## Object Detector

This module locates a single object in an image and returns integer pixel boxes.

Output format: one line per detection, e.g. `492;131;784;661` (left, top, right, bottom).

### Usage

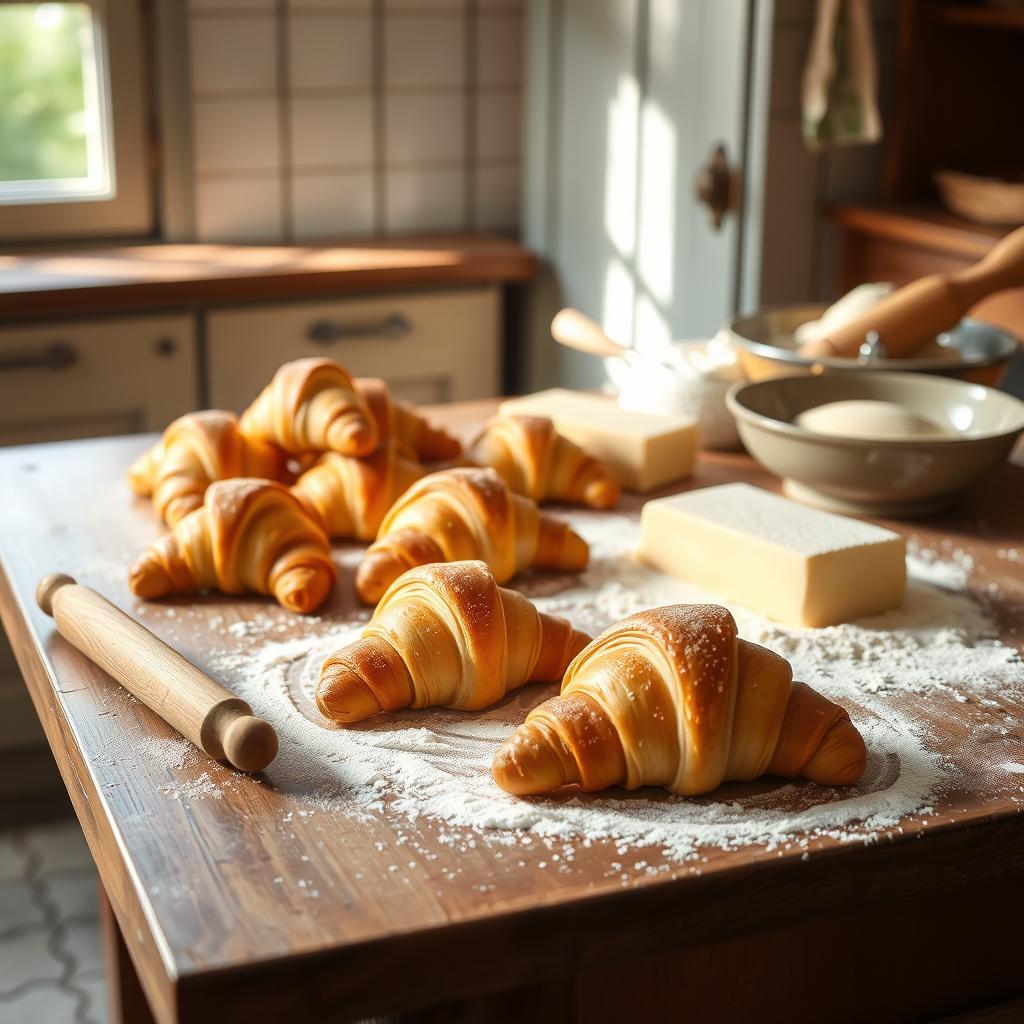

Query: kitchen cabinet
0;314;198;447
207;286;502;411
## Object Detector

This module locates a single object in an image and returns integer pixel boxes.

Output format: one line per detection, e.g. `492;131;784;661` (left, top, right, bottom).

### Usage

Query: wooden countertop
0;235;537;320
2;403;1024;1022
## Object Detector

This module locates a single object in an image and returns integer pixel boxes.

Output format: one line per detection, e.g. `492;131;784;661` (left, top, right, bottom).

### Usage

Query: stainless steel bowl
727;305;1020;387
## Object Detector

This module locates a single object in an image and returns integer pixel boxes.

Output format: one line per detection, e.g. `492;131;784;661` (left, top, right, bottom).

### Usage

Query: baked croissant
355;377;462;461
469;415;620;509
239;357;377;457
129;479;335;613
291;446;423;541
354;467;589;605
493;604;867;796
318;559;591;722
128;411;290;526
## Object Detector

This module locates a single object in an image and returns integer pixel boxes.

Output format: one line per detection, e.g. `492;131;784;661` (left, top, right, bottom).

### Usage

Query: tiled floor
0;820;106;1024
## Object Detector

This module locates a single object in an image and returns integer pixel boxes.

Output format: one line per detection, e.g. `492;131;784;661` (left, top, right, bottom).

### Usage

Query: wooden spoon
550;308;629;359
799;224;1024;360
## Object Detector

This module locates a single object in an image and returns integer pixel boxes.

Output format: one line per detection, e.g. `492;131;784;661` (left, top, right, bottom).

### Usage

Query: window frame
0;0;153;242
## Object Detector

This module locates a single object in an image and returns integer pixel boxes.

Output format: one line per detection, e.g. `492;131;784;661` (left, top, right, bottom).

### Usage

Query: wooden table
2;401;1023;1024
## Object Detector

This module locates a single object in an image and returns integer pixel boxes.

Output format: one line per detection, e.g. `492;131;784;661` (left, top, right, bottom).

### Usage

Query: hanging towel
802;0;882;150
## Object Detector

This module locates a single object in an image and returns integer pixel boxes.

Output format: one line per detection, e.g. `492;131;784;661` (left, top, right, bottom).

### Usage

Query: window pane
0;3;112;202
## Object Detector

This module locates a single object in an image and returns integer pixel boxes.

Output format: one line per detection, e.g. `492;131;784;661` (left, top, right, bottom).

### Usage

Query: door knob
694;143;736;231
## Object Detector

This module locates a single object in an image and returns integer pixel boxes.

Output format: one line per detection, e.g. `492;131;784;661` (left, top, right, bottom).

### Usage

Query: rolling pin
37;574;278;772
551;307;627;358
799;223;1024;360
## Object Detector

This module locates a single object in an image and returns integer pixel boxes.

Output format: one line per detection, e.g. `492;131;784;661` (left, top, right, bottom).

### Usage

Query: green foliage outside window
0;4;92;182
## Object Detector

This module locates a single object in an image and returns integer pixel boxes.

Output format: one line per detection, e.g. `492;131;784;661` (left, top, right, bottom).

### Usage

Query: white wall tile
385;167;466;233
290;0;371;10
386;94;464;164
195;177;284;241
385;14;465;89
193;97;281;172
476;92;520;161
288;14;373;90
292;171;376;237
189;15;278;93
190;0;274;9
477;13;522;87
290;95;374;169
475;163;520;231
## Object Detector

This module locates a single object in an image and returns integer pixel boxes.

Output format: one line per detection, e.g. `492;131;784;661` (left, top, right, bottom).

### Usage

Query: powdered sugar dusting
145;507;1024;864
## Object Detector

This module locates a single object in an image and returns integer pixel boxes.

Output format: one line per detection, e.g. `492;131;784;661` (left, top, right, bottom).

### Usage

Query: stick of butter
499;389;698;492
639;483;906;627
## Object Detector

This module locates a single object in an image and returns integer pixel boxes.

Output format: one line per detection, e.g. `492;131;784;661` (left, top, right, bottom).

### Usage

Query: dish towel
802;0;882;150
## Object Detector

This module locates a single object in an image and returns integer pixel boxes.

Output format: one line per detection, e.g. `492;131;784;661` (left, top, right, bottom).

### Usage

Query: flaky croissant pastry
493;604;866;796
239;357;377;457
291;446;422;541
355;377;462;462
129;479;335;613
469;415;620;509
128;411;290;526
317;560;590;723
354;467;589;605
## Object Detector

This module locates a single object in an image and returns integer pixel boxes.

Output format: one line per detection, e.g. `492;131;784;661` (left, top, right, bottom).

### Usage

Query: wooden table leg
98;883;157;1024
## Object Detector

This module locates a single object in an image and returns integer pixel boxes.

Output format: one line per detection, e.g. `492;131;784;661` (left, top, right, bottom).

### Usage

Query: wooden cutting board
0;400;1022;1024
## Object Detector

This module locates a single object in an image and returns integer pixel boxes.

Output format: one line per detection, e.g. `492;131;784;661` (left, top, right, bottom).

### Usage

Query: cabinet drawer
0;314;198;446
207;287;501;412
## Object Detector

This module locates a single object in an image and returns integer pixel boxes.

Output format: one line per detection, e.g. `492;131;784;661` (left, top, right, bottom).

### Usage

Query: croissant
354;467;589;605
469;415;620;509
128;411;290;526
129;479;336;613
291;445;423;541
355;377;462;461
318;560;591;722
493;604;867;796
239;357;377;457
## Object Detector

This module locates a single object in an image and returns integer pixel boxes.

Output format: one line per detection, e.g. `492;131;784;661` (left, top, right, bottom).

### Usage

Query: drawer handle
306;314;411;345
0;342;78;373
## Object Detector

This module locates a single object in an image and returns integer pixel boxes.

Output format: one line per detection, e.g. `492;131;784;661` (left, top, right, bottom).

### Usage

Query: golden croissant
354;467;589;605
239;357;377;457
355;377;462;462
318;560;591;723
291;445;422;541
493;604;867;796
129;479;336;614
128;410;290;526
469;415;620;509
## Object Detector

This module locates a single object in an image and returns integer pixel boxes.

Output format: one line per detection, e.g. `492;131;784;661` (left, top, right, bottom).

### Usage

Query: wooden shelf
938;4;1024;30
826;202;1009;259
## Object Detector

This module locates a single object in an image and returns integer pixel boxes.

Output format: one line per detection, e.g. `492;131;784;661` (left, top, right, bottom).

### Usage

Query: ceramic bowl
726;372;1024;517
727;305;1020;387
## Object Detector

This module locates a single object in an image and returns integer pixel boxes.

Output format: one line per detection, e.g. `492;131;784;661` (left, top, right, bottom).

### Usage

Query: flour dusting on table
152;510;1023;863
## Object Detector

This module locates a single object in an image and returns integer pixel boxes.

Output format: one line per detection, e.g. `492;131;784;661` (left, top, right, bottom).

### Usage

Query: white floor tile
0;881;45;935
0;929;63;995
24;822;92;875
43;874;98;924
0;835;25;882
61;920;104;977
0;984;82;1024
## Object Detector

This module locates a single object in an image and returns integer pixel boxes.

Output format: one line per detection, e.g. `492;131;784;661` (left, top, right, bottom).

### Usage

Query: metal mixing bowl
727;305;1020;387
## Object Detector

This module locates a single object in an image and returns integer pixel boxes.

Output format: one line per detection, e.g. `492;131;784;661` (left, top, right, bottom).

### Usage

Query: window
0;0;152;240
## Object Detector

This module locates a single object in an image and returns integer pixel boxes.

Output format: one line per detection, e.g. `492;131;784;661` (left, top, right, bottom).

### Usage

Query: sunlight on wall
636;99;677;314
601;255;635;345
633;291;673;355
603;73;639;262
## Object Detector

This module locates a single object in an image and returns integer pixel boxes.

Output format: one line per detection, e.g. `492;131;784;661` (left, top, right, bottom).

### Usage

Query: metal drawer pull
306;314;411;344
0;341;78;373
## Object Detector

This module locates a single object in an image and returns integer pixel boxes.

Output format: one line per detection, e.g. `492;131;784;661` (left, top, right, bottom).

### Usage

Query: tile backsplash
188;0;523;242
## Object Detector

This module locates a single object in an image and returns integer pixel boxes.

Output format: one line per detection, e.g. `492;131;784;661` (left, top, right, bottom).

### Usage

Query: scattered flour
157;508;1024;863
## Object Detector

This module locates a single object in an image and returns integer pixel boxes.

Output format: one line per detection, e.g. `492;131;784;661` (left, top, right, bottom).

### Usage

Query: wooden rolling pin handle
36;574;278;773
551;308;628;359
800;223;1024;360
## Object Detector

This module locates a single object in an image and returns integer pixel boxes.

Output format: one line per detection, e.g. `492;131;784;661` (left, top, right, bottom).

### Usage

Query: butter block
638;483;906;627
499;389;698;492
